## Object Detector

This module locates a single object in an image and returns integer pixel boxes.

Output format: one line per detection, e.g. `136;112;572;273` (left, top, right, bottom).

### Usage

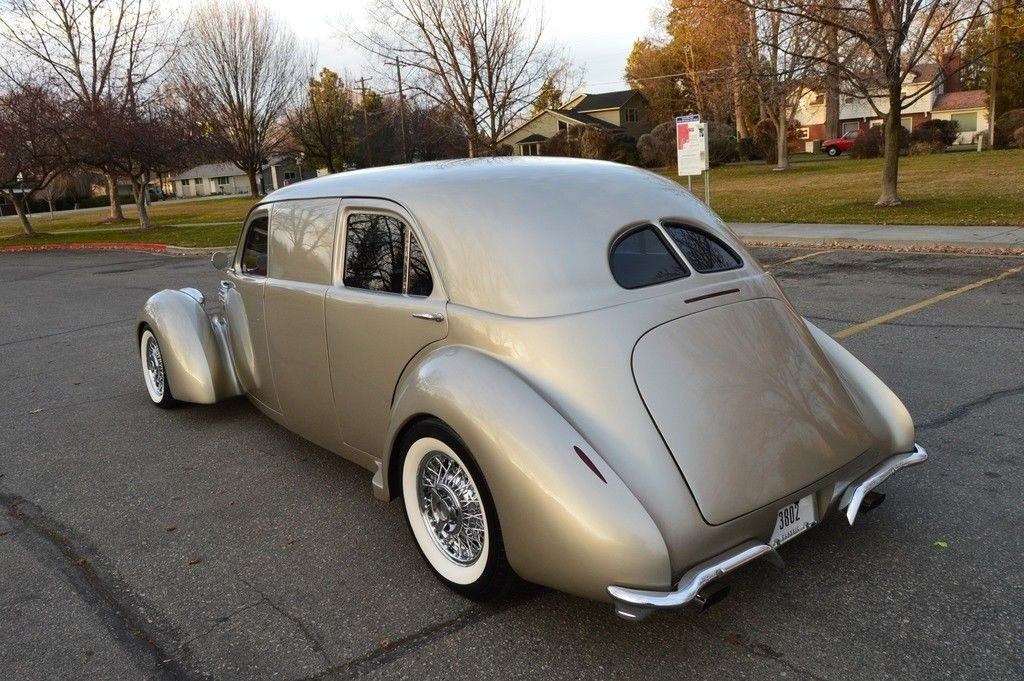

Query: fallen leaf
166;526;177;533
286;538;296;545
932;540;949;549
725;632;743;646
380;638;390;650
188;556;202;566
0;530;9;538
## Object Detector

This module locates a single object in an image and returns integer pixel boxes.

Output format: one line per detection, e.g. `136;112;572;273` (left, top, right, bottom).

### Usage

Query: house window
558;120;568;132
520;142;541;156
214;176;230;185
901;116;913;132
950;112;977;132
813;94;825;105
844;95;854;104
870;119;883;128
796;127;810;139
624;108;640;123
284;171;297;181
841;121;860;135
180;179;190;187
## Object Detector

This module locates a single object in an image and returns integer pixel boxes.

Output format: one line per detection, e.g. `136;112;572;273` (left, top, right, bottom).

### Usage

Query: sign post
676;114;710;206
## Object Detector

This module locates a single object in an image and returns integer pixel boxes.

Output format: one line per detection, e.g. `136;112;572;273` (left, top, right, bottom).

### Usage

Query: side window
240;215;269;276
662;223;743;273
610;226;688;289
343;213;433;296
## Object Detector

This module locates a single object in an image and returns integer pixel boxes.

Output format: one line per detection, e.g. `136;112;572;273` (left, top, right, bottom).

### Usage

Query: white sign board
676;115;709;177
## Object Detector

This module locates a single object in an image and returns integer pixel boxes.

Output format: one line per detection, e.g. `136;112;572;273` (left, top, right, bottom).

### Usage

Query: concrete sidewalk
730;222;1024;250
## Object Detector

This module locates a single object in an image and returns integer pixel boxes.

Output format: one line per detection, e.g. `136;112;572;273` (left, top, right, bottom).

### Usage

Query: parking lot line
766;249;832;269
834;265;1023;339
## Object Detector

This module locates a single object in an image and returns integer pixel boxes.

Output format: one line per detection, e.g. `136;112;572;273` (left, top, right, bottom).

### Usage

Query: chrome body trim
607;540;782;620
839;444;927;525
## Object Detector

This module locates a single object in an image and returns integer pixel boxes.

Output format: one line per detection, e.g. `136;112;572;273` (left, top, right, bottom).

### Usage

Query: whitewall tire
399;420;514;599
140;326;176;408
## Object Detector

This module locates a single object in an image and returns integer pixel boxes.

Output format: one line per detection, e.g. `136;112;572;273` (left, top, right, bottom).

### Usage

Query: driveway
0;248;1021;679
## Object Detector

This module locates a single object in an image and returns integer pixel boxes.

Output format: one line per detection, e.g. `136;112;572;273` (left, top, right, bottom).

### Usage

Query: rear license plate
770;495;816;547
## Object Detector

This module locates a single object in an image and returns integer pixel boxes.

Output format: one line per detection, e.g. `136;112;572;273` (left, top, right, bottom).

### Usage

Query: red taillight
574;446;607;484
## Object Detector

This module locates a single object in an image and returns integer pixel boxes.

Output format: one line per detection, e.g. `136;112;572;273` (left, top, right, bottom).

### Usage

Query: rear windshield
609;226;689;289
662;223;742;273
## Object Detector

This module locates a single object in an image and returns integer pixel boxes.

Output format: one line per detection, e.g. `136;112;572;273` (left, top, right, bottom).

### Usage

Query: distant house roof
173;162;244;182
910;63;942;83
553;109;621;129
570;89;640;111
518;133;547;144
933;89;987;111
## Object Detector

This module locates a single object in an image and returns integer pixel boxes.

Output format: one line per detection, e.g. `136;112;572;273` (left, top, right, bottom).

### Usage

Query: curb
0;242;230;257
740;237;1024;256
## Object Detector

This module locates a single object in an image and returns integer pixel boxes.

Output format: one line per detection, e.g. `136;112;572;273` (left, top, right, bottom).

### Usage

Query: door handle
412;312;444;322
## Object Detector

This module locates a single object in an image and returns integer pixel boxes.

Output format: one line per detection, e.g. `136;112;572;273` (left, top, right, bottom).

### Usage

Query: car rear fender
137;289;242;404
383;346;671;601
804;319;915;454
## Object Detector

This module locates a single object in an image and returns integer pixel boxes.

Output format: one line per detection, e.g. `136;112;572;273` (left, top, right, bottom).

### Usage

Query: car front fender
805;319;916;454
137;289;241;404
383;346;671;601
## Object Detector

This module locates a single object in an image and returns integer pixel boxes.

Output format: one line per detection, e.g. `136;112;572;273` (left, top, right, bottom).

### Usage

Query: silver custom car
137;157;926;619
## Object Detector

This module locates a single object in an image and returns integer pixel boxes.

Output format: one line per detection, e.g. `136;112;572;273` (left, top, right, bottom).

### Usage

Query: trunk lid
632;298;872;525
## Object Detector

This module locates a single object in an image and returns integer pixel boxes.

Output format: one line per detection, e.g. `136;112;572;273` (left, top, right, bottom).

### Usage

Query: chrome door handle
412;312;444;322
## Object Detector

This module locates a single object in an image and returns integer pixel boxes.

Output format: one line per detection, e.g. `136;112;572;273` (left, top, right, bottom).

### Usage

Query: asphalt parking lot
1;247;1021;680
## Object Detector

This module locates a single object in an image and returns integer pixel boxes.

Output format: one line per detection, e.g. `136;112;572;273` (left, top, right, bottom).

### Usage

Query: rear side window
663;223;742;273
240;216;268;276
610;226;689;289
343;213;433;296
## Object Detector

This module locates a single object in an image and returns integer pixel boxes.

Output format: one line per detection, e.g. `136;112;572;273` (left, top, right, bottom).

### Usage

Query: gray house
171;156;320;198
498;89;652;155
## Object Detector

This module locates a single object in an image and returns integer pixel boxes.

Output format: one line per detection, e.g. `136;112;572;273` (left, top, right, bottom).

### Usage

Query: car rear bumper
606;444;928;620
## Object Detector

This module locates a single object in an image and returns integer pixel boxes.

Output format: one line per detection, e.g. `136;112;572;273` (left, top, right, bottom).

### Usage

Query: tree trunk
824;15;840;138
876;94;903;207
105;172;125;221
989;0;1002;147
247;169;260;197
9;192;36;236
132;180;152;229
774;102;790;171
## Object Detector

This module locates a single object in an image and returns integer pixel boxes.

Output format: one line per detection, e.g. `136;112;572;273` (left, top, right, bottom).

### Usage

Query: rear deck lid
632;298;872;525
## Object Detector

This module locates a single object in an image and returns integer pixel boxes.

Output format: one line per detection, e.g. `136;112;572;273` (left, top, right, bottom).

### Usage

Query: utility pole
396;56;409;163
989;0;1003;148
357;76;373;166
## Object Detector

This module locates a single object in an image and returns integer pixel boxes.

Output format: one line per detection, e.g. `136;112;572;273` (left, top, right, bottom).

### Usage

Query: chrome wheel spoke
416;450;485;565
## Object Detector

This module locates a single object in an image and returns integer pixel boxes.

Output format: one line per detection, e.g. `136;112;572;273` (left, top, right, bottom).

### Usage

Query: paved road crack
1;491;191;680
241;578;333;668
917;383;1024;432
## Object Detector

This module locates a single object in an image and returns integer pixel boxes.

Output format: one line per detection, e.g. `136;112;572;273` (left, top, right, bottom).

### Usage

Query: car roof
259;157;745;317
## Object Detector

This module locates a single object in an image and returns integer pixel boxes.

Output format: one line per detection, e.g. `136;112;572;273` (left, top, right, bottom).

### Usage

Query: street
0;247;1021;680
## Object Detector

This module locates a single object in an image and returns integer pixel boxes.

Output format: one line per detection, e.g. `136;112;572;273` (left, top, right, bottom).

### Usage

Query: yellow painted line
834;265;1023;339
767;250;832;269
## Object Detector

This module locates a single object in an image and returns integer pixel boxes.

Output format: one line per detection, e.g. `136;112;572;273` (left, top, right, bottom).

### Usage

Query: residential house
170;156;320;198
793;58;989;147
498;89;653;155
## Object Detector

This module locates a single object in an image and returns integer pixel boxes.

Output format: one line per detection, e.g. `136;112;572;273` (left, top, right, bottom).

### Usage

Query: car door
262;198;344;453
223;208;280;412
325;199;448;462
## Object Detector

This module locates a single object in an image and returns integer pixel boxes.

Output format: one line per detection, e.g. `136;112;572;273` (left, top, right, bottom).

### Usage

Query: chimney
941;53;962;93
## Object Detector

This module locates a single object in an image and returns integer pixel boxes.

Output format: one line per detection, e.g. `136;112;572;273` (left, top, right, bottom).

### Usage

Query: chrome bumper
838;443;927;525
608;444;927;620
608;541;784;620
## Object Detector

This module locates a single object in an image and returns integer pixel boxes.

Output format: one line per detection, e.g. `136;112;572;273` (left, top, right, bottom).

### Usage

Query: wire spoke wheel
416;451;486;566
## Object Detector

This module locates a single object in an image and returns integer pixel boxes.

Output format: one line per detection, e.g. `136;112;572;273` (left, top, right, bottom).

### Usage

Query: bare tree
0;0;177;220
745;0;817;170
356;0;575;157
177;1;309;196
0;83;73;236
754;0;997;206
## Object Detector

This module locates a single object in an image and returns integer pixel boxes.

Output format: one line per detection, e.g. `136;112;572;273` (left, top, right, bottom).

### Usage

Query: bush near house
637;121;676;167
994;109;1024;148
541;126;639;165
851;124;910;159
910;119;960;147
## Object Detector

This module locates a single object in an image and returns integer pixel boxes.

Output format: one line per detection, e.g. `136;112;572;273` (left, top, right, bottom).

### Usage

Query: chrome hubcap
416;452;485;565
145;336;164;399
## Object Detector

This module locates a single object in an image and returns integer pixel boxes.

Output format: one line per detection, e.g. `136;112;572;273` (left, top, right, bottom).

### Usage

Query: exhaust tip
695;583;731;612
860;491;886;514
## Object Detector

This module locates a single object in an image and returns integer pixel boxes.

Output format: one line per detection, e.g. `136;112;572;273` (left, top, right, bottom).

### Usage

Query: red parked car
822;129;862;156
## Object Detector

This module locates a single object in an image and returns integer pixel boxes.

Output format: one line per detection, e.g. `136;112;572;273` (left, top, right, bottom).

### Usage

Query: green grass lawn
2;150;1021;248
1;195;256;246
665;148;1024;226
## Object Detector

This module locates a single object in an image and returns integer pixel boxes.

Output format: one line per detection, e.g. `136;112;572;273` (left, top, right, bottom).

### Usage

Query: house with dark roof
498;89;652;155
793;56;989;146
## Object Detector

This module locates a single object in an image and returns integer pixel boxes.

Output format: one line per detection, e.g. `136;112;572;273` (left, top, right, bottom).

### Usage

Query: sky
254;0;664;94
